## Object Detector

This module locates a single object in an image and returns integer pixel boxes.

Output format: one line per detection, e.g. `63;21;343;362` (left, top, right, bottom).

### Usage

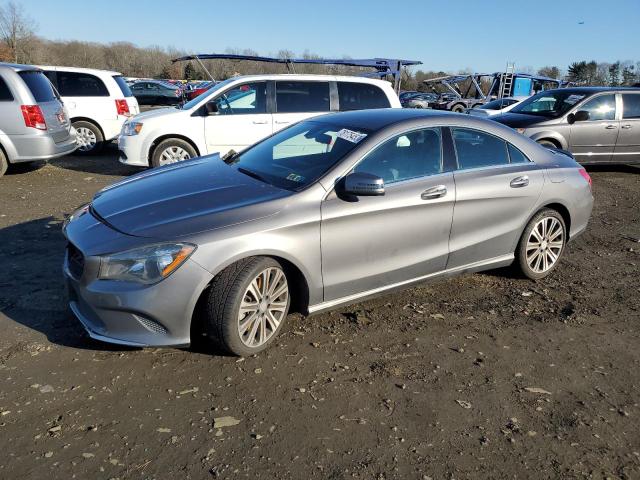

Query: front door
321;127;455;301
204;81;272;156
570;93;618;163
614;93;640;163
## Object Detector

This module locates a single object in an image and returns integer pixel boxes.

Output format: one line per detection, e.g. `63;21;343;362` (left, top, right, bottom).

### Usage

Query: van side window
57;72;109;97
579;94;616;121
452;128;510;169
338;82;390;111
622;94;640;119
214;82;267;115
275;81;330;113
0;75;13;101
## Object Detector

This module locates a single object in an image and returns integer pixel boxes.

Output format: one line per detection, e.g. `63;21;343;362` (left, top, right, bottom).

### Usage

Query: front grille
67;243;85;280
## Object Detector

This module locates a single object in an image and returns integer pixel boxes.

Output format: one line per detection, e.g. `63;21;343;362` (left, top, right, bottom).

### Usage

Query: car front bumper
118;133;150;167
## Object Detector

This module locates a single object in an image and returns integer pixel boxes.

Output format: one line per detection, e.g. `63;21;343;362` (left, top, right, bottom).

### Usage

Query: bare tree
0;1;35;63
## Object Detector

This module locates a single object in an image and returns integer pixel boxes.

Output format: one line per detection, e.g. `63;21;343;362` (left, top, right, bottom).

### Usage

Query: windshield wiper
237;167;268;183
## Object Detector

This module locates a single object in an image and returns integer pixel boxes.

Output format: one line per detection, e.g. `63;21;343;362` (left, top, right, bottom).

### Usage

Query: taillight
115;99;130;116
21;105;47;130
578;168;592;188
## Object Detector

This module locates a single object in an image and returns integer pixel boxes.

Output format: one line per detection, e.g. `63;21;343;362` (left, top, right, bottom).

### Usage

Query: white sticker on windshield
565;94;586;105
336;128;367;143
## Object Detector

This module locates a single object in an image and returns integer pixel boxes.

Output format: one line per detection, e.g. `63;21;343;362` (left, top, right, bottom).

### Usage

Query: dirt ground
0;146;639;480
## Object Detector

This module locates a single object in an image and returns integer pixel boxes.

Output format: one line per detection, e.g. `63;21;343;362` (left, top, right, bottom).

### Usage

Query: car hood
91;156;291;239
129;106;185;122
492;112;555;128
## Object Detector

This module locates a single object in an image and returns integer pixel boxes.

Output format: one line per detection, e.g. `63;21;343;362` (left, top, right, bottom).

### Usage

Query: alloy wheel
525;216;564;273
237;267;289;348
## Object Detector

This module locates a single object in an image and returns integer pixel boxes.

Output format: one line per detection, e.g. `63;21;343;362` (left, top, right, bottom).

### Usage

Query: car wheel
536;139;558;149
73;120;104;155
0;148;8;177
516;208;566;280
151;138;197;167
451;104;466;113
205;257;290;356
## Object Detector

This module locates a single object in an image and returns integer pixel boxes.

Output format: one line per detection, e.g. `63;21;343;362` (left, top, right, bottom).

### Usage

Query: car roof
36;65;122;76
546;86;640;94
224;73;391;87
0;62;41;72
310;108;463;130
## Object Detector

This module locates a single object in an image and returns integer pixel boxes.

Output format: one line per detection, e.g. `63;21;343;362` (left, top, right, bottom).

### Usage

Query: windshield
228;120;370;191
480;98;518;110
19;71;58;102
182;78;235;110
511;90;587;118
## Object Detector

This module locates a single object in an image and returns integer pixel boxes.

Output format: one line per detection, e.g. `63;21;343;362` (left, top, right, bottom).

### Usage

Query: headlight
98;243;196;284
122;121;143;136
516;128;526;134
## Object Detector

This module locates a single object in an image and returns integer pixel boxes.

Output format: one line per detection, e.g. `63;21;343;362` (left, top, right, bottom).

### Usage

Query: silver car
0;63;77;176
63;109;593;356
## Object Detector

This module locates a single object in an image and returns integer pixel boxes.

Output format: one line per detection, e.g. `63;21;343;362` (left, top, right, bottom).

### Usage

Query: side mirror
205;102;218;115
573;110;590;123
341;172;385;196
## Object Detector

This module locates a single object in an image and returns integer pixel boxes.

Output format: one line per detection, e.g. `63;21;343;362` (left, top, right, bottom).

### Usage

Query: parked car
39;66;140;154
118;74;400;168
130;80;184;106
0;63;76;177
64;109;593;355
402;92;439;108
185;81;215;101
399;90;419;101
494;87;640;164
466;97;526;117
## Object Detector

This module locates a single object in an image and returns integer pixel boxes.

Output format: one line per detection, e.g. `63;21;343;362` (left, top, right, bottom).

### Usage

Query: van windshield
510;91;587;118
182;78;234;110
19;71;58;102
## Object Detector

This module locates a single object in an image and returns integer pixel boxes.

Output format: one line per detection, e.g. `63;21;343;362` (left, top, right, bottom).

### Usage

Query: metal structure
171;54;422;93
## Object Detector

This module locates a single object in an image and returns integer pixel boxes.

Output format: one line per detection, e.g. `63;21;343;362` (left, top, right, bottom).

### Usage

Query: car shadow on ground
584;164;640;174
49;143;143;177
0;216;234;357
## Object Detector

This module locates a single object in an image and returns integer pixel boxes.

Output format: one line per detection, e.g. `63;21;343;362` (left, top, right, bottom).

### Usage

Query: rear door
569;93;618;162
203;81;272;156
614;92;640;163
448;127;544;269
18;70;70;142
336;81;391;111
273;80;331;131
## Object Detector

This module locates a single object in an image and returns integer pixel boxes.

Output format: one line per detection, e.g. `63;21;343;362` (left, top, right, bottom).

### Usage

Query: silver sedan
63;109;594;356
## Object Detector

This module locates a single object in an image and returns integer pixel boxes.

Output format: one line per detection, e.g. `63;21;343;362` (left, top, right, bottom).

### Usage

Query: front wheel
204;257;290;356
516;208;566;280
451;104;466;113
151;138;197;167
0;148;8;177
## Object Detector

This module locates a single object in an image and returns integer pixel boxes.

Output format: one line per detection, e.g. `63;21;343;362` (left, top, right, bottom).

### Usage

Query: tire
451;104;466;113
151;138;197;168
72;120;104;155
204;257;291;356
515;208;567;280
0;148;7;177
536;139;558;149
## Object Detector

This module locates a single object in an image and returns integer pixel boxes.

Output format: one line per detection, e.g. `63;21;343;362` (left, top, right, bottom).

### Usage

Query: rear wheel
0;148;7;177
151;138;197;167
451;104;466;113
204;257;290;356
516;208;566;280
73;120;104;155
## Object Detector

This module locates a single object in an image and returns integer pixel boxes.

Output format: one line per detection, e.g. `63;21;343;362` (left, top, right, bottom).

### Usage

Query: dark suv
493;87;640;165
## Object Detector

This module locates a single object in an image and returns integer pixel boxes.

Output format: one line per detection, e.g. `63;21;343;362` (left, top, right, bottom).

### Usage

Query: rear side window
57;71;109;97
507;143;530;163
113;75;133;97
0;75;13;101
18;71;58;102
452;128;509;169
276;81;330;113
338;82;390;111
622;94;640;119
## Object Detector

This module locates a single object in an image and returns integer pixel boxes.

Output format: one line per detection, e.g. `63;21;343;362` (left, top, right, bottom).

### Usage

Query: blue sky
19;0;640;73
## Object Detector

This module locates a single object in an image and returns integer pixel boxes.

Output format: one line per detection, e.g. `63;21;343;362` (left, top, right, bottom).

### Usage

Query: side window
452;128;509;169
622;94;640;119
578;94;615;121
214;82;267;115
275;81;329;113
354;128;442;184
338;82;390;111
56;72;109;97
0;75;13;101
507;143;530;164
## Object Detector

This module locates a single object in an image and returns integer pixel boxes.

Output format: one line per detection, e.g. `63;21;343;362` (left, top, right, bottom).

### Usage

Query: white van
40;66;140;154
118;74;400;167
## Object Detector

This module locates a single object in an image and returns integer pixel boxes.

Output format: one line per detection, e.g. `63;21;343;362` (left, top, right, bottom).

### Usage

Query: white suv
118;74;400;167
40;66;140;154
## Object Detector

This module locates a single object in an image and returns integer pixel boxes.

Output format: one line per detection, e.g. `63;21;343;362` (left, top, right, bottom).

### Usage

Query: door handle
275;120;290;125
621;124;632;129
421;185;447;200
252;120;268;124
510;175;529;188
605;124;617;129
